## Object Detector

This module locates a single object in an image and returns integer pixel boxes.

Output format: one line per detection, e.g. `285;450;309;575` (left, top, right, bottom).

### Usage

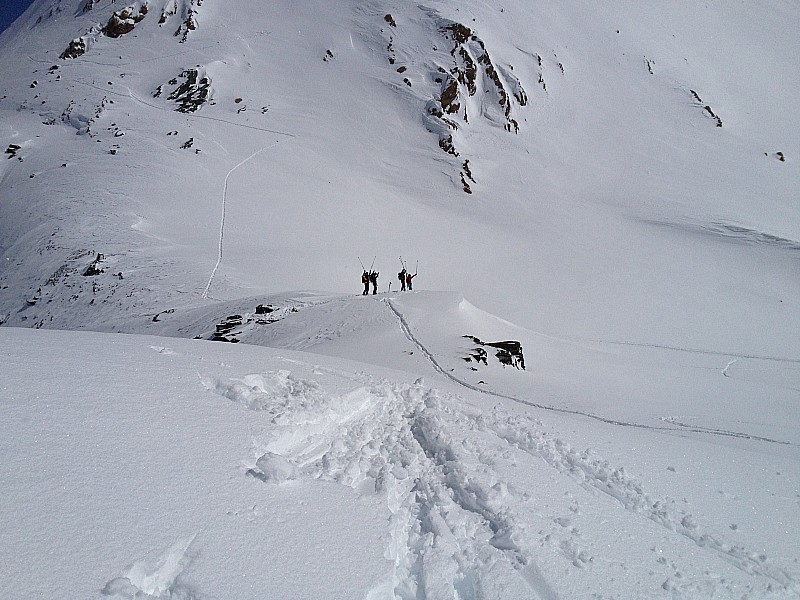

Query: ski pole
358;257;365;270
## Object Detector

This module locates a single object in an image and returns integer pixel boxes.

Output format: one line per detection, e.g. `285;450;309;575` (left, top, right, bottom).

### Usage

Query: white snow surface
0;0;798;598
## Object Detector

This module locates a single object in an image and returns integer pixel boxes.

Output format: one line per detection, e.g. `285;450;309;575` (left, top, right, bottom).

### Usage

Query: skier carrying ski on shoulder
370;270;379;295
361;270;370;295
398;267;407;291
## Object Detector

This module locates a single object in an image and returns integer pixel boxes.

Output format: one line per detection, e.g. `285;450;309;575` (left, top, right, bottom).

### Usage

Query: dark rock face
463;335;526;370
212;315;243;342
60;37;87;60
82;253;105;277
5;144;22;159
392;12;529;194
102;5;149;39
166;69;211;113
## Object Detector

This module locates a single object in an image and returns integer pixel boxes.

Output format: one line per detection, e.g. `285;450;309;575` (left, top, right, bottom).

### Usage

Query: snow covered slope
0;0;797;355
2;325;798;599
0;1;798;598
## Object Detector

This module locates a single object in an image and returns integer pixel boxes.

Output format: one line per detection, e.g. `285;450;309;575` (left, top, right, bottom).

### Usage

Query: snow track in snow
212;366;798;599
385;299;796;447
71;77;298;137
201;140;289;299
216;372;561;598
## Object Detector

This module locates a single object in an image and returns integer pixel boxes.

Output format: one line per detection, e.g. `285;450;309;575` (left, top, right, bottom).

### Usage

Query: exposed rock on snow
463;335;526;370
397;12;530;192
212;314;243;342
101;4;149;39
159;0;203;42
4;144;21;159
60;36;87;59
690;89;723;127
207;304;294;343
434;19;527;135
165;68;211;112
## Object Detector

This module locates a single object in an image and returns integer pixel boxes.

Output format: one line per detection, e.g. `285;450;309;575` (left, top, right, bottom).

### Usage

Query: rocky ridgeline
60;0;204;60
381;11;528;194
159;0;204;42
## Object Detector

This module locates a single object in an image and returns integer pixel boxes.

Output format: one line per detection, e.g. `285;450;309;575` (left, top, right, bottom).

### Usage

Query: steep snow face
0;0;798;354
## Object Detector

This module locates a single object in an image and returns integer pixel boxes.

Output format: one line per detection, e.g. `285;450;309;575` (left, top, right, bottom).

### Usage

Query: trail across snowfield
194;291;797;447
384;297;796;446
202;139;294;299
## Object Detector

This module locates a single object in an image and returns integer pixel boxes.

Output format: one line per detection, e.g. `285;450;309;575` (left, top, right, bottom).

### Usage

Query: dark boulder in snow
463;335;525;370
60;37;87;60
166;68;211;113
102;5;149;39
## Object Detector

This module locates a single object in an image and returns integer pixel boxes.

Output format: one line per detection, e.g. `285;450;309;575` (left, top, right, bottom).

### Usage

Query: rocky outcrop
384;10;529;194
435;21;527;135
463;335;526;370
160;0;203;42
690;90;723;128
163;68;212;112
5;144;22;160
102;4;149;38
60;37;87;60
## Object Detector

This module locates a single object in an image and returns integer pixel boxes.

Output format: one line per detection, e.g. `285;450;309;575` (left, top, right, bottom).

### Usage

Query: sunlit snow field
0;0;798;598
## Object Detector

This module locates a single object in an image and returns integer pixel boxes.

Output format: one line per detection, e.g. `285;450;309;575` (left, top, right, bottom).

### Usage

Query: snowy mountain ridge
1;0;797;351
0;1;798;598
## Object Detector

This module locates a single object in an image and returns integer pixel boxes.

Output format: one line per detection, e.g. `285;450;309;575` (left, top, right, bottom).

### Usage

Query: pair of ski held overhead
359;257;417;295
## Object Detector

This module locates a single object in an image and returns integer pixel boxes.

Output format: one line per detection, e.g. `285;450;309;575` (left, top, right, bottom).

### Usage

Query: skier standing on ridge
361;270;370;295
398;267;407;291
370;270;379;295
406;271;416;291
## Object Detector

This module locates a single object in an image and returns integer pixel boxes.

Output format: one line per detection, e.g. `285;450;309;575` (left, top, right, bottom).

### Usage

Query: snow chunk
253;452;299;483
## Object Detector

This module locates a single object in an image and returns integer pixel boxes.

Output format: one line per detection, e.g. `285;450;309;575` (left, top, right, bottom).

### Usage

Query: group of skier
360;258;417;295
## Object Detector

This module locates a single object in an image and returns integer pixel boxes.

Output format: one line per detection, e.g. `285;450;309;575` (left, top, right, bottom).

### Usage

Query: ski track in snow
214;370;564;598
211;366;797;598
591;338;800;365
71;77;298;137
384;299;796;447
201;140;290;299
68;76;297;300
